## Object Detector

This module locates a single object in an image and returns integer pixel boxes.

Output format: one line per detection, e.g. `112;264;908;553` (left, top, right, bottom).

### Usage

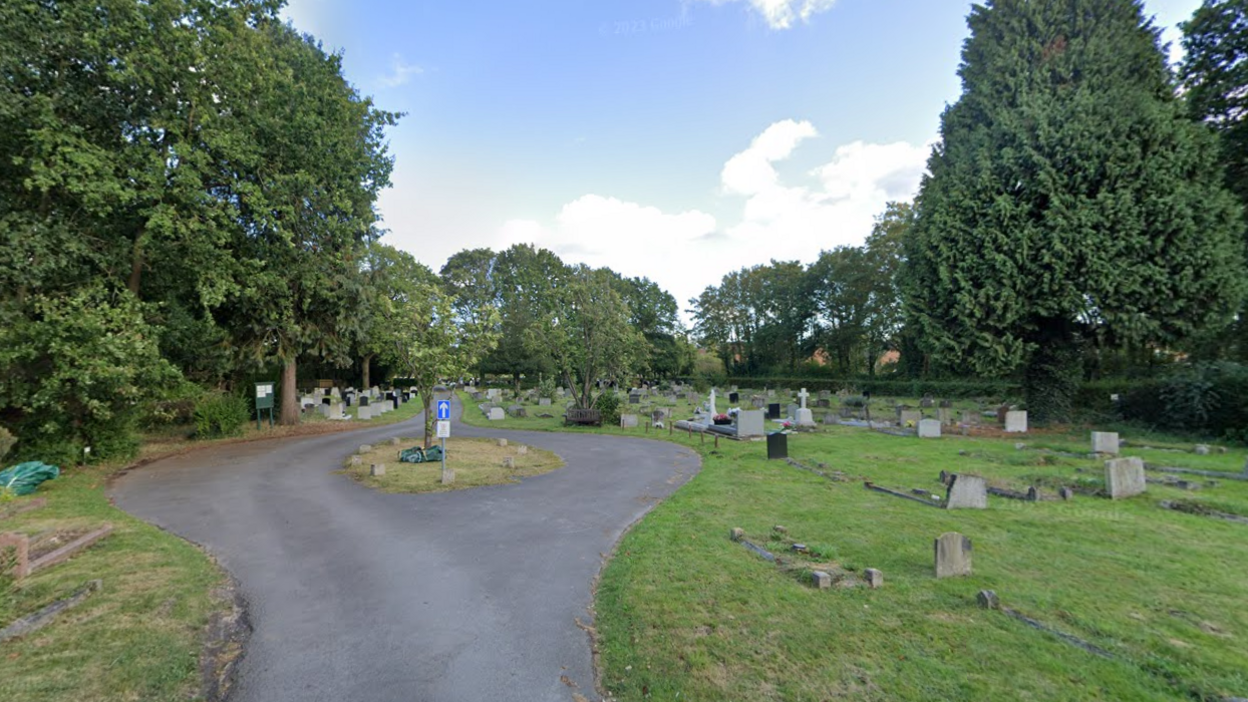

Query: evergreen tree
903;0;1245;423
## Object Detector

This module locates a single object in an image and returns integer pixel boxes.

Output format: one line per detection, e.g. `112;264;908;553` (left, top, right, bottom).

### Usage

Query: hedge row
674;376;1022;399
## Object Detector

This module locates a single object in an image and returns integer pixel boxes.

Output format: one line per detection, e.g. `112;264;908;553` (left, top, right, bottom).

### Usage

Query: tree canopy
902;0;1245;422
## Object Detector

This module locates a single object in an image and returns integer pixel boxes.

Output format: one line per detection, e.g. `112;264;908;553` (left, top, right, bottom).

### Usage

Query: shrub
595;390;621;427
193;392;250;439
1116;363;1248;442
0;426;13;461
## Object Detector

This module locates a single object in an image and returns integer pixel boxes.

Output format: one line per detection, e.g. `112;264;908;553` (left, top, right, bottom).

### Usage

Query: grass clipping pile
343;438;563;493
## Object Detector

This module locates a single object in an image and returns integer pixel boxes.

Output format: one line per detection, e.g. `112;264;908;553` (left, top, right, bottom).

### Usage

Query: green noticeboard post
255;382;276;430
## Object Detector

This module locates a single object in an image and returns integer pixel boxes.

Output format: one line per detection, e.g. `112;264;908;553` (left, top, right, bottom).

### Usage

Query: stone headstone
864;568;883;589
767;403;781;420
735;410;766;438
507;405;527;418
795;408;816;427
920;397;934;408
620;414;639;428
945;474;988;509
628;394;640;405
728;392;740;404
918;419;942;439
752;396;767;409
786;403;799;420
357;405;373;420
937;407;953;426
1104;457;1146;499
497;438;508;447
1091;431;1120;455
1194;444;1211;456
488;407;505;421
1004;411;1028;433
960;410;980;426
539;398;552;406
899;410;922;427
812;571;832;590
934;532;973;578
370;463;386;477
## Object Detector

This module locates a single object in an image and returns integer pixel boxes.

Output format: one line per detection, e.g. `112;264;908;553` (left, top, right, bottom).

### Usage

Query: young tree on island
375;249;499;447
902;0;1245;423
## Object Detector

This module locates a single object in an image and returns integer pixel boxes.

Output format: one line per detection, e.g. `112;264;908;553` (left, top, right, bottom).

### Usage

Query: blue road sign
437;400;451;421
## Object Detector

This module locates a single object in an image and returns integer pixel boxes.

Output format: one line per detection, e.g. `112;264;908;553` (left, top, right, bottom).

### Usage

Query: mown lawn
459;390;1248;701
0;391;424;702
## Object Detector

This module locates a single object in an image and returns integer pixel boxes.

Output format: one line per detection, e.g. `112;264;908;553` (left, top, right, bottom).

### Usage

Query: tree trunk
422;388;434;448
280;359;299;426
362;353;373;389
1023;318;1083;426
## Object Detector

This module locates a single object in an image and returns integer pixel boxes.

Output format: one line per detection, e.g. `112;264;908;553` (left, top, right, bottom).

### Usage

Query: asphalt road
111;395;700;702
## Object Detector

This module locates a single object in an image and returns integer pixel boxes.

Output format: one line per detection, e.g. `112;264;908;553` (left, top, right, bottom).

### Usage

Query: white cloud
692;0;839;29
722;130;930;263
378;54;424;89
391;121;929;322
721;119;818;195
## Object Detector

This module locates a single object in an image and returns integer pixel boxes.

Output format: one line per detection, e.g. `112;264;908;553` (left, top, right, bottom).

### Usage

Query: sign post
436;399;452;480
254;382;276;430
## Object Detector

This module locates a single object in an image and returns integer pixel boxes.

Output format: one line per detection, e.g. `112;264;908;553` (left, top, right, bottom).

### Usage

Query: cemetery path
111;394;701;702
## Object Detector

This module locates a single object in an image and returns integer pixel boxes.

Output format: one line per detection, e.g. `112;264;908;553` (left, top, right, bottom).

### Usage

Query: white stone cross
798;388;810;410
707;388;717;415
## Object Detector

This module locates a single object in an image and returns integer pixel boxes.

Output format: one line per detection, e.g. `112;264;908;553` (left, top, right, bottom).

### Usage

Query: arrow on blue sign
437;400;451;421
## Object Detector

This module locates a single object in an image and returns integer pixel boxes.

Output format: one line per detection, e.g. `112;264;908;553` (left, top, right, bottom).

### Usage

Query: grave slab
934;532;973;578
945;474;988;509
1092;431;1120;455
918;419;942;439
1105;456;1146;499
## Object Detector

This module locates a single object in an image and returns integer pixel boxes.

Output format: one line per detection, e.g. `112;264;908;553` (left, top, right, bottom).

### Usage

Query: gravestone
918;419;942;439
357;405;373;420
934;532;973;578
945;474;987;509
766;432;788;460
817;398;831;408
795;388;816;427
996;404;1011;424
629;393;640;405
767;403;781;420
811;571;832;590
1105;457;1146;499
488;407;505;421
937;407;953;426
864;568;883;589
899;410;922;427
507;405;527;418
539;398;551;406
728;392;740;404
619;414;639;428
370;463;386;477
960;410;979;426
786;403;799;421
752;396;767;409
1004;411;1028;433
735;410;765;438
1092;431;1120;455
920;397;934;408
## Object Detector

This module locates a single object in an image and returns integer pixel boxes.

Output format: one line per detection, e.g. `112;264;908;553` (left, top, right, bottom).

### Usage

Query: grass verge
341;436;563;493
460;389;1248;701
0;392;425;702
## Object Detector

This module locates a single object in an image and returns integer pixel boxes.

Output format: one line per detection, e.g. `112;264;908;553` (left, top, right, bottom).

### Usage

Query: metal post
441;437;446;478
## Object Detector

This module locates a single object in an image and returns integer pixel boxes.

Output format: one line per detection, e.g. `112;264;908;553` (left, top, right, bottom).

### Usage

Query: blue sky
282;0;1202;314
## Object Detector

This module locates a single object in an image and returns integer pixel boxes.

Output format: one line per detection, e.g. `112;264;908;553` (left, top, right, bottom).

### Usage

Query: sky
281;0;1203;318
